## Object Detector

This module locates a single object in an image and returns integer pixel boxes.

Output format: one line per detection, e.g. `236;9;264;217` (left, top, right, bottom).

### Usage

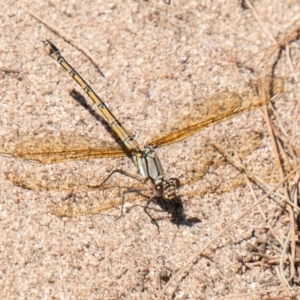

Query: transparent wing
0;133;129;164
147;77;284;148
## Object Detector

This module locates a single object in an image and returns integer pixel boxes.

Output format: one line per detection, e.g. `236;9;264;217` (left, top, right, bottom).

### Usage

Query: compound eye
153;183;164;197
169;177;180;188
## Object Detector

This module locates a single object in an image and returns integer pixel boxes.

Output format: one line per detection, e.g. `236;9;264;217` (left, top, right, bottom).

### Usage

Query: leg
87;169;144;189
89;169;153;223
144;197;160;232
116;187;149;221
116;187;160;232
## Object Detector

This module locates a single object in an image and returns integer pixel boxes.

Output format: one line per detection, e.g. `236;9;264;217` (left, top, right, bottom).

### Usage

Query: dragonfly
0;40;284;227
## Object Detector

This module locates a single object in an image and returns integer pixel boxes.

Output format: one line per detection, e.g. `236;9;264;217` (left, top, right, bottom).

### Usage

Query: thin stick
244;0;276;44
211;143;300;213
157;168;298;300
275;266;292;298
26;9;105;77
220;287;300;299
246;1;300;290
0;67;20;73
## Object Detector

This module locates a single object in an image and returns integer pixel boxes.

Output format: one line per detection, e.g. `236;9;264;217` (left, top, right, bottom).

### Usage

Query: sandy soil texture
0;1;299;299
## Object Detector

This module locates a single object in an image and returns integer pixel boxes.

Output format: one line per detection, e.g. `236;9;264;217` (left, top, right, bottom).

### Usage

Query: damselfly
0;41;284;227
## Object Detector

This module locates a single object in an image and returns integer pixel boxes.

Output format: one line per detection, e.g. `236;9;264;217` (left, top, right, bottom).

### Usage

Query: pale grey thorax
132;145;180;200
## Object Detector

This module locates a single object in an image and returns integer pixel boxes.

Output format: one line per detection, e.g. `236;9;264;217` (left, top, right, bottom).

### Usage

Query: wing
0;133;129;164
147;77;284;148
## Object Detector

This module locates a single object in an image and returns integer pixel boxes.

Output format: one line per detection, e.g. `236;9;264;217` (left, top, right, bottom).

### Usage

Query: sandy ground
0;0;299;299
